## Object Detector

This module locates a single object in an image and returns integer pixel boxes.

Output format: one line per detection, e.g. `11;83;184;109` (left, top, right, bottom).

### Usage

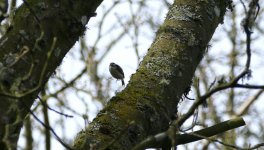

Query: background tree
0;0;263;150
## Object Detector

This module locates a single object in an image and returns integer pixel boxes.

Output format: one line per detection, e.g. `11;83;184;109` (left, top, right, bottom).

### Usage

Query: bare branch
132;117;245;150
235;90;264;116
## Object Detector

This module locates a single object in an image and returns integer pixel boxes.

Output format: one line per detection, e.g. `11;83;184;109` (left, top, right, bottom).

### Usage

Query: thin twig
27;106;74;150
37;96;74;118
239;0;247;14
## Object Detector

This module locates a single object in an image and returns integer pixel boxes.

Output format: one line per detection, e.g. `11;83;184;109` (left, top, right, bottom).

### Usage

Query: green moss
72;131;87;149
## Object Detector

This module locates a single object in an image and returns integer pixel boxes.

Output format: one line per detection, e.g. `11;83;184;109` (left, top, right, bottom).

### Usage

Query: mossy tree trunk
73;0;231;149
0;0;103;149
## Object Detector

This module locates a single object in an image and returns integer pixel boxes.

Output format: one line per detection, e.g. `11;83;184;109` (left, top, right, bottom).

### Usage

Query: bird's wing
115;64;124;77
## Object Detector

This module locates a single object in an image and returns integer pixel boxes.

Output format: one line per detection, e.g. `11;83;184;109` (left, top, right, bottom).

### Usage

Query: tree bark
73;0;231;149
0;0;103;149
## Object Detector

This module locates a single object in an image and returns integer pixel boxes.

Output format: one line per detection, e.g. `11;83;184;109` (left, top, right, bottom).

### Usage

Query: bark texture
0;0;103;149
73;0;231;149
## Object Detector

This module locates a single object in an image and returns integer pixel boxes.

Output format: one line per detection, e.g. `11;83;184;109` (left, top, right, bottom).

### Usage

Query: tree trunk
73;0;231;149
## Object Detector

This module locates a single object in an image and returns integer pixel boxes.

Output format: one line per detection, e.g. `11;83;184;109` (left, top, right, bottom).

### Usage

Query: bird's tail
121;79;125;86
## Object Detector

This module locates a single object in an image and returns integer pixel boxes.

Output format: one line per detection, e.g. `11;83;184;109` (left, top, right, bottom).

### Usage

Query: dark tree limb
0;0;103;149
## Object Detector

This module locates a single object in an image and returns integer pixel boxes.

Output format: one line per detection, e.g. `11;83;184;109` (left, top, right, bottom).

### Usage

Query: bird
109;62;125;86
